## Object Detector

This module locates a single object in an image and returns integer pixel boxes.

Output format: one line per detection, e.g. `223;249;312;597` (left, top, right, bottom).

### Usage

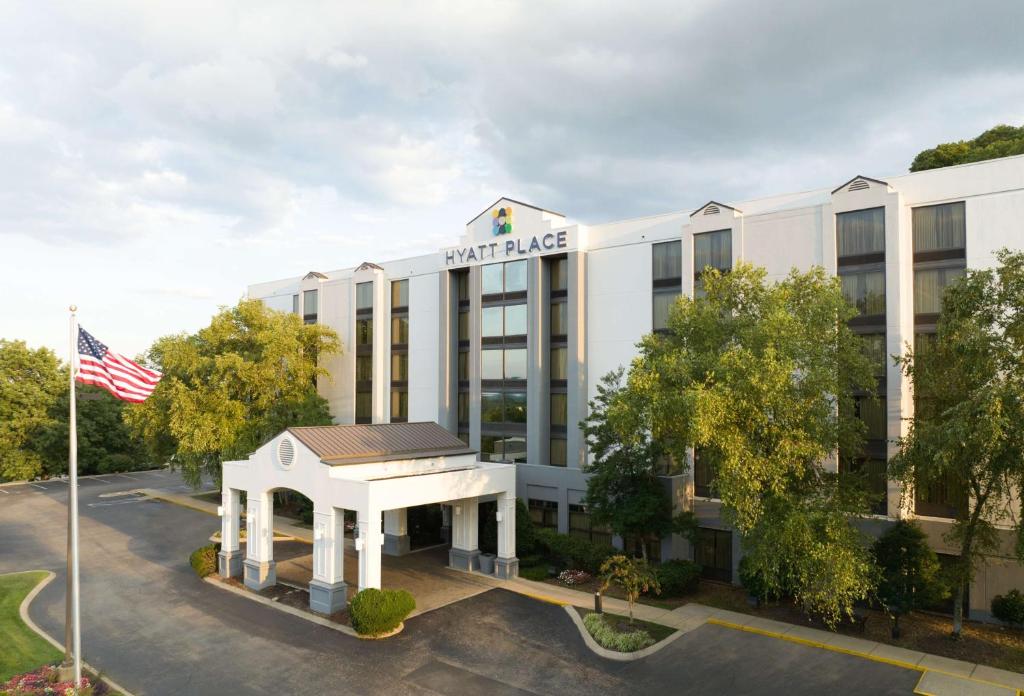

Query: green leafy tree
582;369;692;560
873;521;947;638
624;264;879;627
124;299;341;486
910;124;1024;172
599;554;661;624
33;384;151;476
0;340;63;481
890;249;1024;638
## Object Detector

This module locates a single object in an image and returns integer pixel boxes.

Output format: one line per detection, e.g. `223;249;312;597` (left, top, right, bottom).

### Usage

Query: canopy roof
287;422;475;466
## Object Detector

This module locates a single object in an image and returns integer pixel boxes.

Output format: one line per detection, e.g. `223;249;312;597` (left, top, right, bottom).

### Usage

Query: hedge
349;588;416;636
535;528;617;574
189;543;219;578
656;559;701;597
583;612;654;652
992;589;1024;627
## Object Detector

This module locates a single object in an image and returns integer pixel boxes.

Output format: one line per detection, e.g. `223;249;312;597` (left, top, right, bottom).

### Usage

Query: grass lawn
0;571;62;682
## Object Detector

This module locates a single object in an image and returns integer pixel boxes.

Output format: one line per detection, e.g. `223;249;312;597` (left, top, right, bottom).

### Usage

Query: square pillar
383;508;411;556
310;505;347;614
243;490;276;591
495;492;519;579
448;497;480;571
218;487;243;578
356;509;383;590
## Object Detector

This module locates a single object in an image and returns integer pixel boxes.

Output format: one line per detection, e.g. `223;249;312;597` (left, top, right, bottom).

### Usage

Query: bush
583;612;654;652
519;564;550;581
535;528;617;574
189;543;219;578
349;588;416;636
558;569;592;586
992;589;1024;627
656;559;701;597
738;556;774;601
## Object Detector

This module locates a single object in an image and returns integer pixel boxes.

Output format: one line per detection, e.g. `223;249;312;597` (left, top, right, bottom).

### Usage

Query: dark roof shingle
287;422;475;465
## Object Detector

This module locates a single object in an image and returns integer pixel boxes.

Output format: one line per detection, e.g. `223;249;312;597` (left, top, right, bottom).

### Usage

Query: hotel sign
444;230;569;266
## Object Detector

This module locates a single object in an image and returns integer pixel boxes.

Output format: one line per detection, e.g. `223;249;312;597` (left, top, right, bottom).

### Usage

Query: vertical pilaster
566;250;588;470
468;265;482;451
527;256;546;466
383;508;411;556
448;497;480;571
218;487;242;578
243;490;275;590
356;509;383;590
310;505;347;614
495;492;519;579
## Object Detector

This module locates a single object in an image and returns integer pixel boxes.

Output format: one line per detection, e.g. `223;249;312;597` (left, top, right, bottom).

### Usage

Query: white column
243;490;276;590
383;508;411;556
356;508;383;590
218;488;242;577
448;497;480;571
310;505;347;613
495;492;519;579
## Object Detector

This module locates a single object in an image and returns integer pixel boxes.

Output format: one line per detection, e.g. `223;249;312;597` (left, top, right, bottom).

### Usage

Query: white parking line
88;498;144;507
116;473;141;480
28;483;47;490
0;488;8;494
91;477;114;483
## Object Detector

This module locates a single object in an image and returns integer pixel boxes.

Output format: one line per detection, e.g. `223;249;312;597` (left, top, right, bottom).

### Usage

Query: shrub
583;612;654;652
874;520;947;638
349;588;416;636
189;543;219;578
558;569;592;586
535;528;617;574
519;564;549;581
992;589;1024;627
656;559;701;597
738;556;770;601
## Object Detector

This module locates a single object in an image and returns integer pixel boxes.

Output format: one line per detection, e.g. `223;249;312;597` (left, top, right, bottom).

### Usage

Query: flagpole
68;305;82;693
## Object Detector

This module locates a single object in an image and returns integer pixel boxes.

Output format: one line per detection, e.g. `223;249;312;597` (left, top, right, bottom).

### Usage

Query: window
915;470;967;519
457;271;469;302
482;260;528;296
528;499;558;530
853;395;886;440
840;458;887;515
913;202;966;254
292;294;299;314
694;229;731;275
693;447;719;498
504;304;527;336
391;316;408;344
550;347;567;381
569;504;612;545
914;266;965;316
482;307;503;337
694;528;732;583
390;353;408;382
859;333;887;378
504;260;527;293
390;390;407;422
549;438;567;467
550;393;567;428
551;257;568;293
356;282;373;310
482;350;502;380
391;279;408;309
837;208;885;258
504;349;527;380
550;302;567;337
457;392;469;425
481;391;527;424
356;319;372;345
841;271;886;316
481;435;527;463
302;289;318;324
457;352;468;381
482;264;504;294
355;391;372;424
652;241;682;332
356;355;372;382
458;310;469;342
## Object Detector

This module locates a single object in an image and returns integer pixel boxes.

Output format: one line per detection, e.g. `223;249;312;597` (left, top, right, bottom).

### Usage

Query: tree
873;521;947;638
623;264;880;627
581;369;691;560
0;340;63;481
910;124;1024;172
889;249;1024;638
599;554;661;624
124;299;341;486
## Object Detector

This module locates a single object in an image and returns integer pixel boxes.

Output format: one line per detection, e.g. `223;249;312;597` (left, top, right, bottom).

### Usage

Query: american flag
76;327;162;403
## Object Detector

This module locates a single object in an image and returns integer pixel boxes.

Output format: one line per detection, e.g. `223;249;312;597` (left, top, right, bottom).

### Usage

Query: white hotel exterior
247;155;1024;619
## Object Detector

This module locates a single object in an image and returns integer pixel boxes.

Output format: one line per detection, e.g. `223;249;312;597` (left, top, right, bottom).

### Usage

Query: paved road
0;471;920;695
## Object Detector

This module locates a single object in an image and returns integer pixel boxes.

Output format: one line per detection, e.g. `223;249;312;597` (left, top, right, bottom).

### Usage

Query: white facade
248;155;1024;617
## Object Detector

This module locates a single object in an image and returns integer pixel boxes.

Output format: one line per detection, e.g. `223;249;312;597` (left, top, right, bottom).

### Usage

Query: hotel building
248;155;1024;619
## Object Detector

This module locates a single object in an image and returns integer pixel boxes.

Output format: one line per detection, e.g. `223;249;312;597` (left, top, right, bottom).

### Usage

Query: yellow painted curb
708;618;1023;694
511;588;569;607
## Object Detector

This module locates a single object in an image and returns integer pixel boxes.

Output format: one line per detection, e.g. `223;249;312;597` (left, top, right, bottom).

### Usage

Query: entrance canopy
218;422;518;614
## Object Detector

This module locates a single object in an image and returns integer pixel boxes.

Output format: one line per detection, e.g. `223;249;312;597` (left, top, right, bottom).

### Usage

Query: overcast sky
2;1;1023;358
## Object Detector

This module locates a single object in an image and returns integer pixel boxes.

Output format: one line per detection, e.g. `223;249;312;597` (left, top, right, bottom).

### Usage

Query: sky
1;0;1023;358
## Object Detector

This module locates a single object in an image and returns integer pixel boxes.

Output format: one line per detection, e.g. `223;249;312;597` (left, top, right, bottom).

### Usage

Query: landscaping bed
574;607;675;652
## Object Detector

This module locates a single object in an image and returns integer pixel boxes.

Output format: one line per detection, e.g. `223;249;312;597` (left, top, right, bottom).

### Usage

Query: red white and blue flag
75;327;162;402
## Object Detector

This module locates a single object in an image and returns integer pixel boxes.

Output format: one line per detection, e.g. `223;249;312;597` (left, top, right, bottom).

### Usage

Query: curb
3;570;137;696
563;606;688;662
203;576;359;637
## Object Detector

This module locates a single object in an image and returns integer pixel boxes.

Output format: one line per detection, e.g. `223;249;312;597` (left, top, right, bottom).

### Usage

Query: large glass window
356;355;372;381
652;292;677;330
303;289;318;324
693;447;720;499
914;266;965;316
694;229;732;274
837;208;885;257
550;438;567;467
390;353;408;381
859;333;887;378
504;260;527;293
356;319;373;345
551;258;568;292
694;528;733;583
391;316;408;344
356;282;373;310
550;347;567;381
355;391;372;423
569;504;612;545
652;240;682;281
482;264;504;295
457;352;468;381
528;499;558;529
391;279;408;308
550;393;567;427
482;307;503;337
841;271;886;316
505;304;528;336
482;392;504;423
913;202;966;253
841;458;888;515
458;310;469;342
482;435;527;463
504;349;527;380
482;350;503;380
390;390;407;421
550;302;567;336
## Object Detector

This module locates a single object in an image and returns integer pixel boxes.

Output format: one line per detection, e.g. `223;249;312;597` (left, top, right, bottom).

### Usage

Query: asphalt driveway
0;471;920;695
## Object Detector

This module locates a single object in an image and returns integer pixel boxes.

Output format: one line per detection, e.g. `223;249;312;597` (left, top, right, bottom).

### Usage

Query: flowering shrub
558;569;592;586
0;665;99;696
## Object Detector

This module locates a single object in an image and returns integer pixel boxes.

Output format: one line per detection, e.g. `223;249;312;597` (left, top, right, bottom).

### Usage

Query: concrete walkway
145;488;1024;695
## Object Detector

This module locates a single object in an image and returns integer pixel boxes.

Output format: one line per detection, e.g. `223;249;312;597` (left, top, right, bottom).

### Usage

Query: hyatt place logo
492;206;513;236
